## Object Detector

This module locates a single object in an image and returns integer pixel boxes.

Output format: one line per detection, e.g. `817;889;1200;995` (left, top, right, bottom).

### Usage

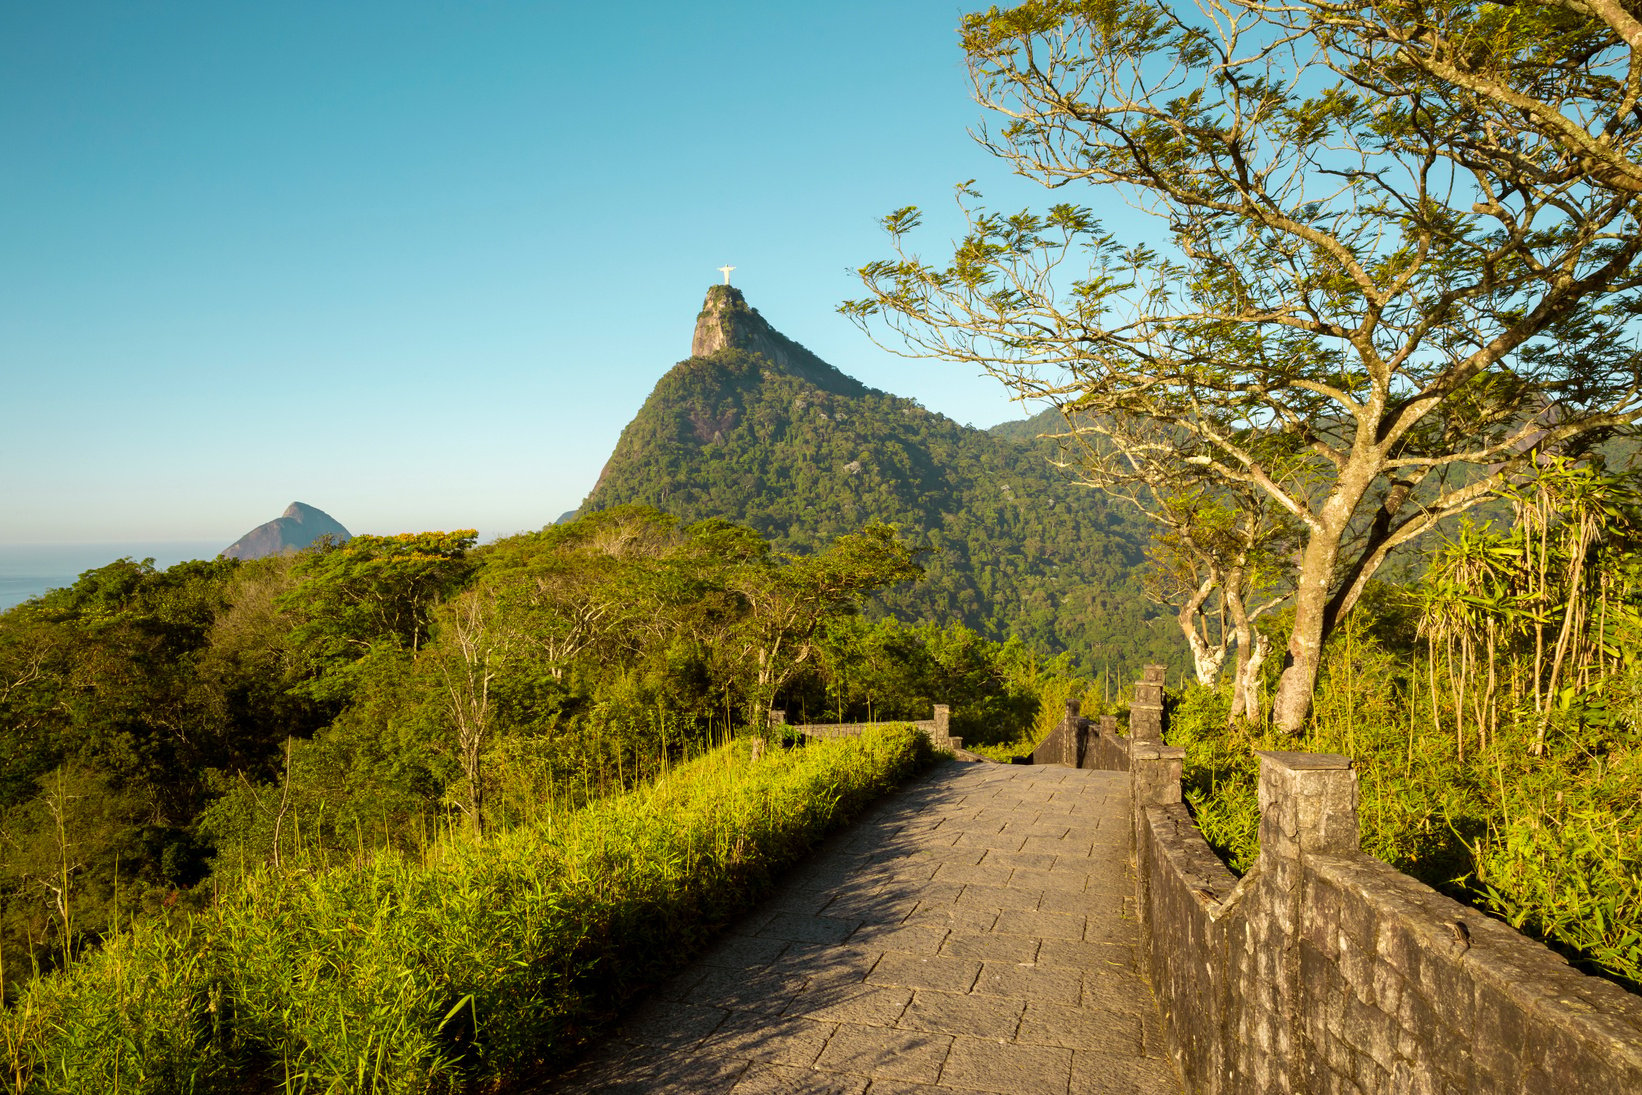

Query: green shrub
0;728;935;1093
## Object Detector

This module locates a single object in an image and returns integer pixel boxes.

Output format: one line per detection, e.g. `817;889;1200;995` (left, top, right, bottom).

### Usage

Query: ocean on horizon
0;541;229;612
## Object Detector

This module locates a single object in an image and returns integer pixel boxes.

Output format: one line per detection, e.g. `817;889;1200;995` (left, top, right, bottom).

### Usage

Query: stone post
1131;664;1166;740
1250;751;1357;1094
768;709;786;732
1131;742;1185;807
933;704;951;741
1253;751;1359;860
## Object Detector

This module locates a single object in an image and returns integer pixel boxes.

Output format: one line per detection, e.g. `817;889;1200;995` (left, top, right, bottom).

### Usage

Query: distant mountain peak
689;284;868;397
223;502;351;560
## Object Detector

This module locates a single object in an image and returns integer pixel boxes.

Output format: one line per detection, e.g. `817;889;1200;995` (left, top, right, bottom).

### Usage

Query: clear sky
1;2;1076;546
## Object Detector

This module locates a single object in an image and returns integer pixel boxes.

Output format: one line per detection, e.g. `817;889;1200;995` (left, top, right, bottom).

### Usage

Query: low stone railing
768;704;964;753
1045;667;1642;1094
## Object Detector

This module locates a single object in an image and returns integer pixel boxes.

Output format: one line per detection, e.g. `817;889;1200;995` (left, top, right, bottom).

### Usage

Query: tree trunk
1177;574;1229;686
1224;573;1269;724
1272;528;1343;734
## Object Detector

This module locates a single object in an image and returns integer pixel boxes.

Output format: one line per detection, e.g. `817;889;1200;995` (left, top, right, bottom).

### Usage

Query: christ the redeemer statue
718;265;735;285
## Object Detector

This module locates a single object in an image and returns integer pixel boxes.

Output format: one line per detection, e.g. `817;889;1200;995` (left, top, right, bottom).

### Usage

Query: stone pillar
1253;751;1359;860
1131;742;1185;807
1131;664;1166;740
933;704;951;740
768;709;786;732
1250;751;1357;1095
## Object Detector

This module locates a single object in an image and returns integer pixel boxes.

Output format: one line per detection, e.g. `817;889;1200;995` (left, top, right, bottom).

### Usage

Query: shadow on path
535;760;1184;1094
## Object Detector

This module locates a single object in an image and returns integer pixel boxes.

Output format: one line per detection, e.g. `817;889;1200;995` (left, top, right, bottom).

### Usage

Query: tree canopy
847;0;1642;730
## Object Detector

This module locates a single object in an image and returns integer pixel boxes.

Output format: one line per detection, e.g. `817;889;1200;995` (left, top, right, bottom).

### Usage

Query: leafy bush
0;728;935;1093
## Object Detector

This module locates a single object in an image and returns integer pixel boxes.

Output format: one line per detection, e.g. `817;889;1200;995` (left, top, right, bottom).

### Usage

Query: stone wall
1030;699;1137;770
1066;673;1642;1094
771;705;962;752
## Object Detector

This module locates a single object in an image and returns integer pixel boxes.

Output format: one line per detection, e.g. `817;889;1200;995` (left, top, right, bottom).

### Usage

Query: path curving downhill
541;761;1184;1095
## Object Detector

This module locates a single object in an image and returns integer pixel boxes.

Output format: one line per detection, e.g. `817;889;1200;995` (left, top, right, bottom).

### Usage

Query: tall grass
0;727;934;1094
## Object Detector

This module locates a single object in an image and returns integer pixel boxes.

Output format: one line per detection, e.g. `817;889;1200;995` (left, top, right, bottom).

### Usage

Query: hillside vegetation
0;507;1080;993
581;286;1177;673
0;728;934;1093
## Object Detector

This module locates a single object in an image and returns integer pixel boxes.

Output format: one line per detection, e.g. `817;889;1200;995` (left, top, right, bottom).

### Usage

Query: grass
0;727;935;1094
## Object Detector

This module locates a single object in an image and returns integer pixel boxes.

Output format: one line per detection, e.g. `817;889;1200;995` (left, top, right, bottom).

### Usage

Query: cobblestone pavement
541;761;1185;1095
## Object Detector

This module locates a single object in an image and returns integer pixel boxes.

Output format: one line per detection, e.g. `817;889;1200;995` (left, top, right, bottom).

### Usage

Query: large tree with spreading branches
846;0;1642;731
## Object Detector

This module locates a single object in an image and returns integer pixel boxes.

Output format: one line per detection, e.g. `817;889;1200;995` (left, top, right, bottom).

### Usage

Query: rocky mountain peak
690;284;756;358
688;285;868;398
223;502;352;560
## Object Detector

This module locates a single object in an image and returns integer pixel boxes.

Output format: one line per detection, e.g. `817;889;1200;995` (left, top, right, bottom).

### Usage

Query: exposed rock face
691;285;868;398
222;502;351;560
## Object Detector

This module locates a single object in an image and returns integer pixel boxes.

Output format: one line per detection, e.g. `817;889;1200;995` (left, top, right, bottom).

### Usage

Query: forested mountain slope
580;286;1176;668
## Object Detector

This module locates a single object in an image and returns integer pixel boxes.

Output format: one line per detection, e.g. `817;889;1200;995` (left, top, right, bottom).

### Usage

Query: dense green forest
0;507;1078;994
581;287;1181;676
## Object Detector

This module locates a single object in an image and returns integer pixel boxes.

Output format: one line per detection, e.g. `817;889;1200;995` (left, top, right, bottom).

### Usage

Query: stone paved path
542;761;1184;1095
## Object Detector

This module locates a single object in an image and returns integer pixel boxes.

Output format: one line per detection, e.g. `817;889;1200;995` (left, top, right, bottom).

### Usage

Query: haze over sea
0;542;226;612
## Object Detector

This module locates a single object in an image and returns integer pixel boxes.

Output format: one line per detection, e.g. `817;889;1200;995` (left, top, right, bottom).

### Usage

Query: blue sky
1;2;1078;545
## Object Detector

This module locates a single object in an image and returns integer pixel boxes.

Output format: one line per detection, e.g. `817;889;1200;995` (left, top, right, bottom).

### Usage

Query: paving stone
1009;867;1089;894
991;909;1086;941
939;1035;1074;1093
699;1013;838;1067
825;891;923;923
899;989;1024;1040
1068;1050;1183;1094
1022;834;1093;855
1082;910;1140;946
939;931;1039;964
1039;888;1124;918
547;763;1182;1095
760;914;863;944
615;999;731;1050
1018;1002;1143;1054
867;952;982;993
892;880;967;906
544;1041;750;1093
1036;938;1135;973
813;1024;954;1084
686;967;807;1014
730;1063;871;1094
644;963;711;1001
1081;970;1156;1015
974;961;1084;1006
849;921;951;955
979;849;1058;872
956;882;1038;910
902;903;1001;933
698;933;792;970
933;860;1016;886
954;830;1027;851
786;982;915;1025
